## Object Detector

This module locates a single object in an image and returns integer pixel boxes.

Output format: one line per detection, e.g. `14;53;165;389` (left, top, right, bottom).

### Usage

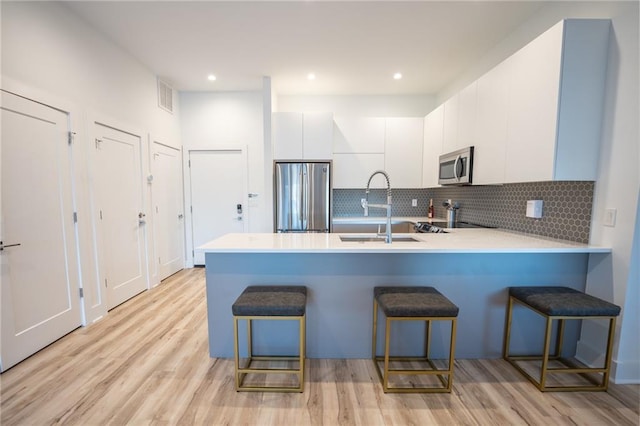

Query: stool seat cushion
374;286;459;317
232;286;307;316
509;286;621;317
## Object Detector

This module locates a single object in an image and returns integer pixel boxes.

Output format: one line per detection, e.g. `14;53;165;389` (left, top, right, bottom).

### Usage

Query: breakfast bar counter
199;231;610;359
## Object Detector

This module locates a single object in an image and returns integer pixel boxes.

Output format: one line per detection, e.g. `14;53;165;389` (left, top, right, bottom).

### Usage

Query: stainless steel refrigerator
274;161;331;233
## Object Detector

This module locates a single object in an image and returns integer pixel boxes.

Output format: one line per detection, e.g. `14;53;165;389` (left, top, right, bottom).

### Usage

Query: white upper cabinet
303;112;333;160
505;19;610;183
384;117;424;188
273;112;333;160
474;59;510;185
441;94;459;154
333;117;385;153
272;112;303;160
430;19;610;186
442;82;476;154
422;105;444;188
456;82;478;150
332;153;386;189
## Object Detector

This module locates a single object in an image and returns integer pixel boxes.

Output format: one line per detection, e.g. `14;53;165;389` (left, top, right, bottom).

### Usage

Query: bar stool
372;286;459;393
503;286;621;392
232;285;307;392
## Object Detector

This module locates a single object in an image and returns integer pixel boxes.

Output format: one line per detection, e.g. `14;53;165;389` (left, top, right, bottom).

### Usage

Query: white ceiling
64;1;546;95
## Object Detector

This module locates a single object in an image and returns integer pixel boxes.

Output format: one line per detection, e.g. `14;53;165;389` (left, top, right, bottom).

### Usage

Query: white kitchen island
199;230;610;359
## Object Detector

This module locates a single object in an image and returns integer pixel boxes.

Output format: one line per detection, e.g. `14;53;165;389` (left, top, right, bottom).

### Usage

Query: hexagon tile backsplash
333;181;595;243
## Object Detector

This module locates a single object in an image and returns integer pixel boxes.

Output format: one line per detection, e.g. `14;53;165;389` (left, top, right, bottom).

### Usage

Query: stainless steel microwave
438;146;474;185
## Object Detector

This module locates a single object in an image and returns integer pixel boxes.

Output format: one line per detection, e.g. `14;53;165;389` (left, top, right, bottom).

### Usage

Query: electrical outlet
411;199;418;207
603;208;617;227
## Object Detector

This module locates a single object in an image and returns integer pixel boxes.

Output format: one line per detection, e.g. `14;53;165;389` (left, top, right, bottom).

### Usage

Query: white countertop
198;229;610;254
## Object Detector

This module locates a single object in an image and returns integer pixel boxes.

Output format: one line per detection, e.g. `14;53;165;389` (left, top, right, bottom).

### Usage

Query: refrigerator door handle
302;164;309;230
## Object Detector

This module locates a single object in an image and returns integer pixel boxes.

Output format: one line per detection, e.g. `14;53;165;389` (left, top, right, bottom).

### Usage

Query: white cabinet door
457;82;478;149
474;59;510;185
303;112;333;160
385;117;423;188
333;153;385;188
505;22;563;183
422;105;444;188
442;95;459;154
553;19;610;181
333;117;385;153
273;112;303;160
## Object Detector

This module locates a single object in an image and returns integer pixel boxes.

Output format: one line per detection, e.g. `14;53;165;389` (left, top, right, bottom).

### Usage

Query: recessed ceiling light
207;74;217;81
307;73;316;81
393;72;403;80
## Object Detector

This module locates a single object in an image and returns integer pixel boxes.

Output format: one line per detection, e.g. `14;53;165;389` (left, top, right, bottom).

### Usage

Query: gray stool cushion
375;286;459;317
232;286;307;316
509;286;621;317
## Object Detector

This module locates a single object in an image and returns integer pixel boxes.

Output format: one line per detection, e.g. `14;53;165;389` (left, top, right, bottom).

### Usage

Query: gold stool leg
539;315;554;390
234;316;241;390
447;317;457;391
372;299;379;363
602;317;616;390
298;314;306;392
383;317;392;392
503;296;514;359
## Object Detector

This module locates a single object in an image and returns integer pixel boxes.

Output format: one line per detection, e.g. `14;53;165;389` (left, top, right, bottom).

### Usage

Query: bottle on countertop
427;198;434;218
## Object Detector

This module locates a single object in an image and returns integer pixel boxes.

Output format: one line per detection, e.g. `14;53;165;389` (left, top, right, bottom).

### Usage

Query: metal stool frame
233;314;305;392
503;295;617;392
372;298;457;393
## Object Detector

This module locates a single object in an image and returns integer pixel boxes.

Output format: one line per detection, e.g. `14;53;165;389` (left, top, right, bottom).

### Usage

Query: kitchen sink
339;235;420;243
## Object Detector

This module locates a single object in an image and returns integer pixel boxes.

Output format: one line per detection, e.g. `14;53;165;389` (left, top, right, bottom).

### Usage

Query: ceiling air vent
157;78;173;114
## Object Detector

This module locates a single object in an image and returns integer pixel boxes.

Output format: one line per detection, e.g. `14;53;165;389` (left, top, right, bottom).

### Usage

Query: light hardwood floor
1;268;638;425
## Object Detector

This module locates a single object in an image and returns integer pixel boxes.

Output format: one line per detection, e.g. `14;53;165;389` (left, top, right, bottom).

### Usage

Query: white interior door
152;142;184;280
93;123;147;310
1;90;82;371
189;149;248;265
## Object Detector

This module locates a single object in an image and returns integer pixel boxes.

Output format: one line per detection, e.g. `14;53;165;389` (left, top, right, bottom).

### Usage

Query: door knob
178;214;184;219
0;241;21;251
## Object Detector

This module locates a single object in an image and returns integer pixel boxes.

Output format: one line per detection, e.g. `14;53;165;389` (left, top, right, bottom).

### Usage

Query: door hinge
188;160;191;167
158;257;161;264
99;210;103;220
105;279;108;288
192;249;194;257
68;131;75;145
79;288;84;298
73;212;78;223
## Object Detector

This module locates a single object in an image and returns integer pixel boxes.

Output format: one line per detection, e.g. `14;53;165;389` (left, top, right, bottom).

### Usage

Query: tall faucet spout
362;170;393;243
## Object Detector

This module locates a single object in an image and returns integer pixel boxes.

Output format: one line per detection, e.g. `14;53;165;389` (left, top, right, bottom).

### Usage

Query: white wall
278;94;435;117
440;1;639;383
1;2;181;143
179;91;269;263
1;1;183;324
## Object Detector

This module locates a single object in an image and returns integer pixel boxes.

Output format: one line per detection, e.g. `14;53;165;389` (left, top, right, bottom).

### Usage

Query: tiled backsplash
333;181;595;243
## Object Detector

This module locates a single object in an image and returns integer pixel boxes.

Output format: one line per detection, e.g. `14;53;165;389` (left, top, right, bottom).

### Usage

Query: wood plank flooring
1;268;638;425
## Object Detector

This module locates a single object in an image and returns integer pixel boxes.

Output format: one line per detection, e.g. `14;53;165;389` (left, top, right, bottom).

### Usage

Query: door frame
183;145;249;267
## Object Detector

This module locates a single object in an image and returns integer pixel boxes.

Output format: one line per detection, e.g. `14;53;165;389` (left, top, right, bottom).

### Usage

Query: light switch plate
604;208;617;227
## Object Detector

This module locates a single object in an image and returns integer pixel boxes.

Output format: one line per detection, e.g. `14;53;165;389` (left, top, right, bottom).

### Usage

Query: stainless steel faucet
361;170;392;243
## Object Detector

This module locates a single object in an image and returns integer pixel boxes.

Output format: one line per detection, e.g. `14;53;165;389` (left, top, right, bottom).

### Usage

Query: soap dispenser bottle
427;199;434;218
